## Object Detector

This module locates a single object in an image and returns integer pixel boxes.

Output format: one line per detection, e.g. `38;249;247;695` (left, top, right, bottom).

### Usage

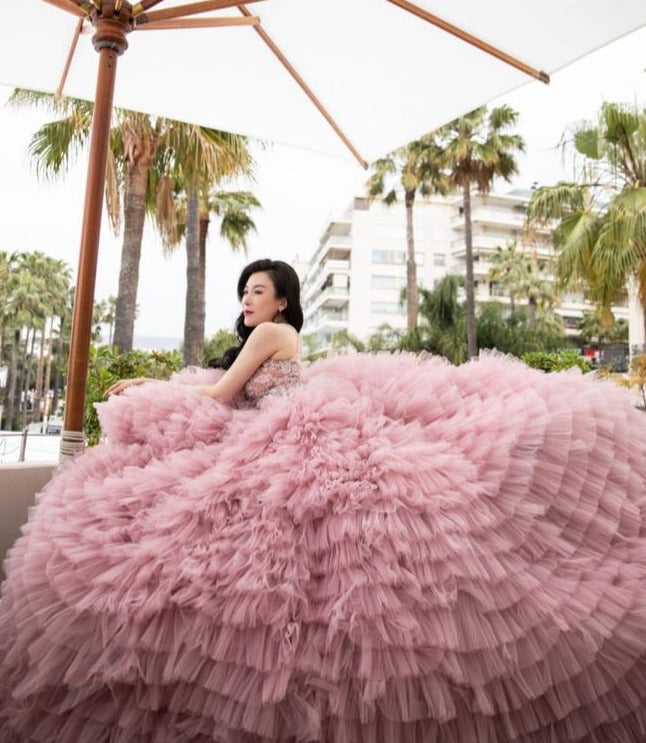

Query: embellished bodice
241;356;302;407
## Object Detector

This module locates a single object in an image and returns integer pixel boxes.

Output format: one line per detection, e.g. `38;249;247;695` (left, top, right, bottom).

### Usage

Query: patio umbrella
2;0;646;457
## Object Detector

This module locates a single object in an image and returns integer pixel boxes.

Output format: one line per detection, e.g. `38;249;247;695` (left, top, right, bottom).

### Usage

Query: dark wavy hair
209;259;303;370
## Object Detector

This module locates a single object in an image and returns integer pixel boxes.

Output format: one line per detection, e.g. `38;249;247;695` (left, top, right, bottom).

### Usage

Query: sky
1;23;645;345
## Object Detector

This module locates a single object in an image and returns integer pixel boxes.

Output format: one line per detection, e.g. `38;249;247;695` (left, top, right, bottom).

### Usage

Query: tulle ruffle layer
1;353;646;742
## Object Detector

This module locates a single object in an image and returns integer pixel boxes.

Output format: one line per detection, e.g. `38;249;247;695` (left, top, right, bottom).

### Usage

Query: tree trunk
32;320;47;424
197;212;209;354
51;314;65;417
404;190;418;333
183;187;202;366
21;328;37;427
43;319;55;419
3;328;20;430
528;296;537;328
463;185;478;359
112;154;152;352
510;294;516;314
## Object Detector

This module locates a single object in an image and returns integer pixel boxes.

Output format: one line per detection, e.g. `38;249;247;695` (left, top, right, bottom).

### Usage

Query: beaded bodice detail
241;356;302;406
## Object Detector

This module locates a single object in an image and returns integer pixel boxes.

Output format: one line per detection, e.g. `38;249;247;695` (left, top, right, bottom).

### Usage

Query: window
372;250;404;264
371;275;406;290
372;250;424;265
371;301;401;315
433;253;446;267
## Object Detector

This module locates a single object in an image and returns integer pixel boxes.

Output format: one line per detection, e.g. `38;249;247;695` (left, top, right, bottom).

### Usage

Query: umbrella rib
131;0;168;16
56;17;85;99
42;0;86;18
386;0;550;84
138;16;258;29
237;4;368;168
137;0;265;24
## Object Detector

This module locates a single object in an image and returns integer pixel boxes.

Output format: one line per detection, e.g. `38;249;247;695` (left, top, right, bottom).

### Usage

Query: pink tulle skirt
1;353;646;742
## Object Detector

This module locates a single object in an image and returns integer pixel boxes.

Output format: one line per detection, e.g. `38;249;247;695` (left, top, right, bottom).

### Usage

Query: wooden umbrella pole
61;18;129;460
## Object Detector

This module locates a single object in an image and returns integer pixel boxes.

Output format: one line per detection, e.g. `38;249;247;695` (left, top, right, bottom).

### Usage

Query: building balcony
451;208;526;232
303;308;349;335
305;285;350;317
319;234;352;262
307;233;352;270
302;259;350;303
451;235;552;257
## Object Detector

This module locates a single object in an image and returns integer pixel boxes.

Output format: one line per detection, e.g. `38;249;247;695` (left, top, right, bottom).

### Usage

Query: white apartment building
301;189;637;353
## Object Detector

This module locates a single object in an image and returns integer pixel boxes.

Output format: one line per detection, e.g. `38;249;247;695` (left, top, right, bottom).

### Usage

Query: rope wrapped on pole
59;429;86;460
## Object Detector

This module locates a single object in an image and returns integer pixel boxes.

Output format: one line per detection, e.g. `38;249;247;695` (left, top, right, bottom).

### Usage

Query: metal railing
0;431;60;464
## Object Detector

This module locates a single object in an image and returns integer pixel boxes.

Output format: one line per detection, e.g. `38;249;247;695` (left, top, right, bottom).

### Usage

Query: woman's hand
105;377;155;397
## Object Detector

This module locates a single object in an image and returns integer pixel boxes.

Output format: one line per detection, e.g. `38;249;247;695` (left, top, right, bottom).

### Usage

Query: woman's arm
105;377;159;396
105;323;291;401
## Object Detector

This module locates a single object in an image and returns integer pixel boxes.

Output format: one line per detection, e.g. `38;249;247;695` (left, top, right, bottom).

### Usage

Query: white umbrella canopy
2;0;646;454
3;0;646;164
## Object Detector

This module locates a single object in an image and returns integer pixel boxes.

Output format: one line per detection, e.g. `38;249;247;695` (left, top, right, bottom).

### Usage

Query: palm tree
51;287;75;418
578;308;628;344
528;102;646;342
2;253;48;430
437;105;525;358
157;179;258;366
93;299;108;343
8;252;69;426
366;136;448;331
170;128;254;366
10;90;151;352
110;112;165;351
41;284;70;421
417;274;467;364
31;255;71;423
488;241;525;313
104;295;117;347
516;257;558;328
0;252;11;366
11;91;253;355
489;242;558;327
193;189;259;360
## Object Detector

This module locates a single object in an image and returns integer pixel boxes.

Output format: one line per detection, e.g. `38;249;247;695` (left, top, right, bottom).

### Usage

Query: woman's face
242;272;286;327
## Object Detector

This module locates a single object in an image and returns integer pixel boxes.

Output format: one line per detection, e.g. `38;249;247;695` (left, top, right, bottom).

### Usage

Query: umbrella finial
92;17;130;54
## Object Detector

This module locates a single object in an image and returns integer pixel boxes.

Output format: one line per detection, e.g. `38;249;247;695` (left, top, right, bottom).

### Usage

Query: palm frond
574;128;601;160
527;182;586;224
554;210;601;285
105;149;121;235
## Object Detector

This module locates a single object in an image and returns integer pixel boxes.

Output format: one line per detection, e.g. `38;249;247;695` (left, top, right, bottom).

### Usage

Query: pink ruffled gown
2;352;646;743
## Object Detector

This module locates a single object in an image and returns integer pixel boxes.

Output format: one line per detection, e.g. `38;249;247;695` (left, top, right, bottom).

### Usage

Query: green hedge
84;345;184;445
520;350;591;374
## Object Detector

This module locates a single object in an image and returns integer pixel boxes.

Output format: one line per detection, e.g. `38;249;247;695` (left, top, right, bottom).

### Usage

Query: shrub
84;345;183;445
520;350;591;374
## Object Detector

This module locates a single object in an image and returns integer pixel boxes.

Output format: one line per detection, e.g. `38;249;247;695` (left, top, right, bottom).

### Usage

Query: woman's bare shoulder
253;322;298;339
252;322;299;359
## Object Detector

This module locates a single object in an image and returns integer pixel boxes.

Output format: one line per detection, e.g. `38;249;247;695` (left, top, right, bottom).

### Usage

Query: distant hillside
133;336;182;351
97;335;182;352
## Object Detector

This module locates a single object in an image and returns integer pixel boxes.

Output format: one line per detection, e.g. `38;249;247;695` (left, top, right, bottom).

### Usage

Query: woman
106;258;304;405
2;258;646;743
